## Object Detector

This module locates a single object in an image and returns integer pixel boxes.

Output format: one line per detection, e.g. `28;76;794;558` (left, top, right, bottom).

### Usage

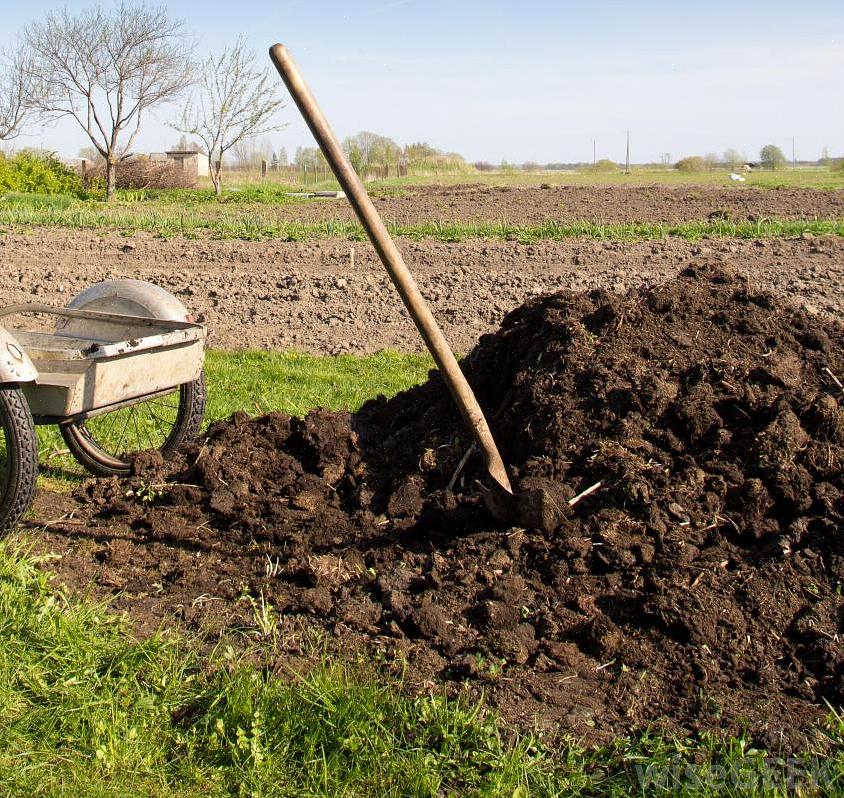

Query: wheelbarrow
0;279;206;532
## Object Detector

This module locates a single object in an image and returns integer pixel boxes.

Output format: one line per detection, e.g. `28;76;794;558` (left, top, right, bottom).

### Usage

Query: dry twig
448;443;476;491
568;480;603;507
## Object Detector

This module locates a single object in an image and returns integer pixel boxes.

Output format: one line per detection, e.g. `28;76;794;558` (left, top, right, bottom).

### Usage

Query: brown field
218;183;844;225
2;224;842;354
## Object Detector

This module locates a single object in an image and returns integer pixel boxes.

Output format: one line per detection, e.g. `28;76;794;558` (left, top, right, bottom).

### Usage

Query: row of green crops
1;193;843;242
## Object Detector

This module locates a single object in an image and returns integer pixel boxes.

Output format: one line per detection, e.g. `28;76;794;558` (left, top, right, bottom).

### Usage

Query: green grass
203;349;434;419
0;191;79;210
1;542;842;797
108;183;314;205
8;349;844;795
375;166;844;190
387;218;844;243
2;193;843;242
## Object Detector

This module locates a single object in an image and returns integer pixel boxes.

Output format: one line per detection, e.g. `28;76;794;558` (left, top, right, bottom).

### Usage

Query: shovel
269;44;554;529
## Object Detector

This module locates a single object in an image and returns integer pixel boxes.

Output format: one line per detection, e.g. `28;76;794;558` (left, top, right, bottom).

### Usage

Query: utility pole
593;138;596;166
792;136;796;169
625;130;630;174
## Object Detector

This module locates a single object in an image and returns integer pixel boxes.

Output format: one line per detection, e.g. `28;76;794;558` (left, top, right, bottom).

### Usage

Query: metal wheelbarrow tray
1;303;205;423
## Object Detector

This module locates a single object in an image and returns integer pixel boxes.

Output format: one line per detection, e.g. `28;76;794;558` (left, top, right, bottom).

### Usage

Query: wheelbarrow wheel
0;386;39;534
60;373;206;477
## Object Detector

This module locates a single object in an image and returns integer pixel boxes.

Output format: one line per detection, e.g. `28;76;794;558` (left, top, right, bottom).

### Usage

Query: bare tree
232;134;274;170
173;38;285;197
723;148;746;170
343;131;381;170
342;131;401;176
0;45;35;141
23;2;194;199
170;133;204;153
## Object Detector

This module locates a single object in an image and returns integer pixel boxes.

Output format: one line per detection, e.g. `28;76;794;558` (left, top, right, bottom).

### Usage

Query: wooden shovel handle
269;43;512;494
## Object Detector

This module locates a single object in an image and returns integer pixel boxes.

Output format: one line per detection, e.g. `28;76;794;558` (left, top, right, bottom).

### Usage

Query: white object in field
729;173;746;182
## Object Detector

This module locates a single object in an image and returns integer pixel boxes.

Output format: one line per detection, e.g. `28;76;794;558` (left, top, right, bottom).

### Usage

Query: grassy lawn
7;349;844;795
203;349;434;419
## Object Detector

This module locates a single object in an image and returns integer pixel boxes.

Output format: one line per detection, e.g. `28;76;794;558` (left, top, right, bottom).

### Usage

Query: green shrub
760;144;787;170
0;151;83;194
675;156;707;172
589;158;619;173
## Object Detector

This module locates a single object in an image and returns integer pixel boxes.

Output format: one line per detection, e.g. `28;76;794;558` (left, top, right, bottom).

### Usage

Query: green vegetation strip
8;348;844;795
203;349;434;418
2;193;843;242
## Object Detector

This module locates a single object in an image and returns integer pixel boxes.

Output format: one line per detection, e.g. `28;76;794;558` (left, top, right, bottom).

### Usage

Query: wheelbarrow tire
60;372;206;477
0;386;39;534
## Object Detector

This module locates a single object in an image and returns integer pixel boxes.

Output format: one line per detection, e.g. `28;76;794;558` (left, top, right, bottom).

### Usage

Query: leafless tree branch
0;45;36;141
172;37;285;197
23;2;195;198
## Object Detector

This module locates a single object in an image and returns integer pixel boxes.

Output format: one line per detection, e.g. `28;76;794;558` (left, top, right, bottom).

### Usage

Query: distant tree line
291;133;468;177
212;132;470;180
674;145;789;172
473;144;836;174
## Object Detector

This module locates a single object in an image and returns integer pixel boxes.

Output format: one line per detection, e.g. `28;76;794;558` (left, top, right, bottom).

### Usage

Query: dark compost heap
77;265;843;748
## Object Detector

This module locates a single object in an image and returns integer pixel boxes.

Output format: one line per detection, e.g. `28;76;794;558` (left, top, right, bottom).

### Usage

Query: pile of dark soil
74;264;843;747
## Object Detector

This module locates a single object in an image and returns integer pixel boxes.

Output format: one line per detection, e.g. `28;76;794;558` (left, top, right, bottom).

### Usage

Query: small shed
164;150;209;178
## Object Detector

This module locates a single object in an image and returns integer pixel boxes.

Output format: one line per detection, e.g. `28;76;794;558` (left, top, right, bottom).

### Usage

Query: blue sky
2;0;843;163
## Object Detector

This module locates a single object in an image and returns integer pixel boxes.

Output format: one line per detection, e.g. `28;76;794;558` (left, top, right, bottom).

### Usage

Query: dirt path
1;229;842;354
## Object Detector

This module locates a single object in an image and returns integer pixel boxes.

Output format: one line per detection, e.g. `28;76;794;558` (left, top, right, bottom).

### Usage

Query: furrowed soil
32;266;844;749
274;183;844;226
2;229;844;353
